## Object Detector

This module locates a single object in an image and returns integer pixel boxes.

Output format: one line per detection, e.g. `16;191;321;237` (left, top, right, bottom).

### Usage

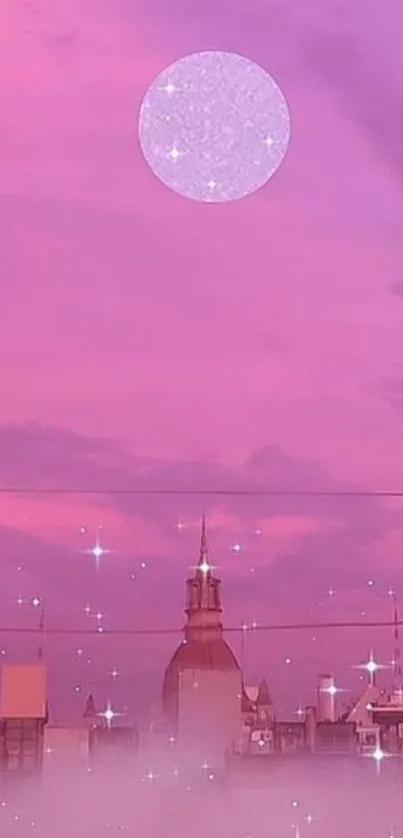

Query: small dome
162;638;240;727
168;637;240;671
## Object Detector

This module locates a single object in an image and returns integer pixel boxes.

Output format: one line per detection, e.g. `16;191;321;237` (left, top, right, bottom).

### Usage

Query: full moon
137;50;291;204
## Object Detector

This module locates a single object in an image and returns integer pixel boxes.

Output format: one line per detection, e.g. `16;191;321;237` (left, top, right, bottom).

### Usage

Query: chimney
305;705;316;753
317;674;336;722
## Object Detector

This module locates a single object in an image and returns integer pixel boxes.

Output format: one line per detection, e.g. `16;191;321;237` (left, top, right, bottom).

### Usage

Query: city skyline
1;0;403;724
0;511;400;724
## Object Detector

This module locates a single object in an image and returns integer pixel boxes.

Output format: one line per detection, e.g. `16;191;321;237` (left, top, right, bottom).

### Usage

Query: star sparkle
317;676;346;701
98;701;123;728
166;145;185;161
162;81;178;95
84;529;112;569
199;560;211;574
354;651;388;684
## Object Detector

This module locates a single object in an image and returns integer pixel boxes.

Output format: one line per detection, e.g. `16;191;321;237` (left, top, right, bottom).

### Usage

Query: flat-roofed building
44;725;90;766
0;664;48;775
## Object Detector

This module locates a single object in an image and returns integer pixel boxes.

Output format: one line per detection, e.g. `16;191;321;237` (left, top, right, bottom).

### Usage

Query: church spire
184;515;222;639
83;693;96;718
196;511;211;576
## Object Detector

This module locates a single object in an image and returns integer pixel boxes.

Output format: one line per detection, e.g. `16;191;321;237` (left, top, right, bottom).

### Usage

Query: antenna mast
38;605;46;661
391;592;402;693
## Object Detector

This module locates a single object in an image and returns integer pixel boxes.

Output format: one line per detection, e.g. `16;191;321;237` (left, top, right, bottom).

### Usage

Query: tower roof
165;637;240;673
257;679;273;707
344;683;380;724
0;664;47;719
162;638;241;727
83;693;96;718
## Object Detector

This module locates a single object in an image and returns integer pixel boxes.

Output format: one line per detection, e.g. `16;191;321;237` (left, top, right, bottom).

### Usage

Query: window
22;756;37;772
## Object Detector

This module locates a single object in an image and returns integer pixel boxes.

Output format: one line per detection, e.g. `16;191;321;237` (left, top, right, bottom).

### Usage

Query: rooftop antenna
38;604;46;661
390;591;402;694
240;620;248;672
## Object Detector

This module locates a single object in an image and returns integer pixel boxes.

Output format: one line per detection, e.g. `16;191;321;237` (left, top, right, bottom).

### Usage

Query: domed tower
162;516;242;761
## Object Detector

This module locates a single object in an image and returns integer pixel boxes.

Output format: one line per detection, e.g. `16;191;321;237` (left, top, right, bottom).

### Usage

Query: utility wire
0;620;402;636
0;487;402;497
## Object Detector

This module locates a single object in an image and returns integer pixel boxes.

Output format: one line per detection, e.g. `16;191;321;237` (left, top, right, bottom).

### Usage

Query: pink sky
1;0;403;721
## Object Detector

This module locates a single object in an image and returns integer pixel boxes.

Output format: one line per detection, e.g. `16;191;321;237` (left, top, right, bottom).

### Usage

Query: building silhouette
2;520;403;778
161;514;242;763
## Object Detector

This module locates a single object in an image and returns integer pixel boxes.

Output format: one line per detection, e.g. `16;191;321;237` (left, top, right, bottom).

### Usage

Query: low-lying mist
1;750;401;837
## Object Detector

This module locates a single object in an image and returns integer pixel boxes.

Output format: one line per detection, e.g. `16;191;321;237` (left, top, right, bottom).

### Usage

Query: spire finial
197;512;211;575
200;511;207;555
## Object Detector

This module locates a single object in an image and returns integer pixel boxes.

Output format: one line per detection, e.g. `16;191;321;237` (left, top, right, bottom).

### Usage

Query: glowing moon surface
138;50;291;203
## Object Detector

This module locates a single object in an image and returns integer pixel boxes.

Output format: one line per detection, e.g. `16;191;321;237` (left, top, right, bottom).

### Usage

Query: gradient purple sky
1;0;403;722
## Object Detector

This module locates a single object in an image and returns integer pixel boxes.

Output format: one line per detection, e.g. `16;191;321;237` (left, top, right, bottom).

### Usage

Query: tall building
317;674;337;722
162;516;242;763
0;664;48;774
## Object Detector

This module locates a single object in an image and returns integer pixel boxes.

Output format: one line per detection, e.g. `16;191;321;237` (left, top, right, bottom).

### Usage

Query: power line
0;619;402;636
0;487;402;497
